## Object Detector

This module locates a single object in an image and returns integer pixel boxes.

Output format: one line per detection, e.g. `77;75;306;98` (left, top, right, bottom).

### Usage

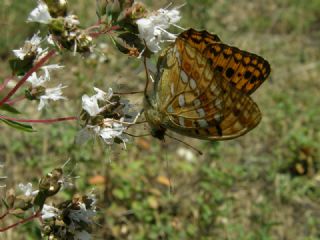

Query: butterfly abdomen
144;97;167;140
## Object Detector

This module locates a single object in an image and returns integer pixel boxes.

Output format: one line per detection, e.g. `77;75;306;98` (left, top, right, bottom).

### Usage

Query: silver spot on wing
178;94;185;107
197;119;208;128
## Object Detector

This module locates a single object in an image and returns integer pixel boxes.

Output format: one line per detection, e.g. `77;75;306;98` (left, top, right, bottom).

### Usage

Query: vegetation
0;0;319;239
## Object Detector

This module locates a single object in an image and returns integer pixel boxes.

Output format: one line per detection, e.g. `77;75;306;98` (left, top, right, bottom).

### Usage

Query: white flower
81;95;102;117
69;203;96;224
27;72;48;87
77;119;129;147
136;8;182;52
86;192;97;208
65;15;80;26
47;34;55;45
27;1;52;24
27;65;63;86
41;204;60;220
94;87;112;101
18;183;39;197
13;33;43;60
38;84;67;110
81;87;113;117
29;32;42;45
41;64;64;80
94;119;128;145
26;67;67;111
74;230;91;240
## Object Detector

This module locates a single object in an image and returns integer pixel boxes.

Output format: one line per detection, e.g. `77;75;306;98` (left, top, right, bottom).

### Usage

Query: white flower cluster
26;62;66;111
12;32;45;60
26;1;92;55
136;8;182;52
11;31;66;111
41;193;97;240
41;204;60;220
18;182;39;197
79;87;139;148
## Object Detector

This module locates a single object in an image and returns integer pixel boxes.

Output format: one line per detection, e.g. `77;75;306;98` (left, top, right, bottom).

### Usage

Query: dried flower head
78;87;140;147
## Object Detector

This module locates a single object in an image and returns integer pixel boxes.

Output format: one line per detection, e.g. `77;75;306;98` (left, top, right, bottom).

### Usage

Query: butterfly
143;28;271;141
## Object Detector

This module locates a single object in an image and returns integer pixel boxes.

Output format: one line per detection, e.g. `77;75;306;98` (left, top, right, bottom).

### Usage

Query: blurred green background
0;0;320;239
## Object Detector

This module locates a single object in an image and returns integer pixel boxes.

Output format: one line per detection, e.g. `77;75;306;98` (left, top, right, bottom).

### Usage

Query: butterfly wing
179;29;271;95
165;70;262;140
154;30;264;140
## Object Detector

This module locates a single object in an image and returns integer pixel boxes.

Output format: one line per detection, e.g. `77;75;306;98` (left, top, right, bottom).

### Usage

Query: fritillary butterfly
144;29;271;140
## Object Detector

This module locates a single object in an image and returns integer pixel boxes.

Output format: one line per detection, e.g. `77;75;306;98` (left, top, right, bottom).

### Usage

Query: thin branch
0;211;40;232
0;115;77;124
89;25;121;38
0;211;9;220
113;91;144;95
126;120;147;129
143;46;150;96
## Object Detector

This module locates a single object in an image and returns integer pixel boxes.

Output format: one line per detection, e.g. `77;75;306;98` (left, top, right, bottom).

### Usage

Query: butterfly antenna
127;121;147;129
142;40;151;97
165;133;203;155
143;54;150;96
124;132;151;138
113;90;144;95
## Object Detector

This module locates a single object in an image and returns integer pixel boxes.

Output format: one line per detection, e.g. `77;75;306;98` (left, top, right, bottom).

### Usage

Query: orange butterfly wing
179;29;271;95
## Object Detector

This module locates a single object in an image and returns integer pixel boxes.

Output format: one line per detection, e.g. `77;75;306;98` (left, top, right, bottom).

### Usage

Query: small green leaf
2;198;9;209
112;32;146;56
106;0;121;23
0;119;35;132
0;104;21;114
33;191;47;210
96;0;107;19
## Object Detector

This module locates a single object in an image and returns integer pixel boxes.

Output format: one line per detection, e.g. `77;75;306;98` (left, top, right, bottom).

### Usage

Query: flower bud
48;17;65;34
13;195;33;211
6;188;16;209
76;33;93;54
106;0;121;15
38;168;63;197
43;0;68;17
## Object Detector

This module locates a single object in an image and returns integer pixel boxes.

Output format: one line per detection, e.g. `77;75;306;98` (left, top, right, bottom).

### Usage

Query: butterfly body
144;29;270;141
144;96;168;140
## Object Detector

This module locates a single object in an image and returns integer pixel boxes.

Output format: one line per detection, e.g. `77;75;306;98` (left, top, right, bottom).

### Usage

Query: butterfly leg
165;133;203;155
